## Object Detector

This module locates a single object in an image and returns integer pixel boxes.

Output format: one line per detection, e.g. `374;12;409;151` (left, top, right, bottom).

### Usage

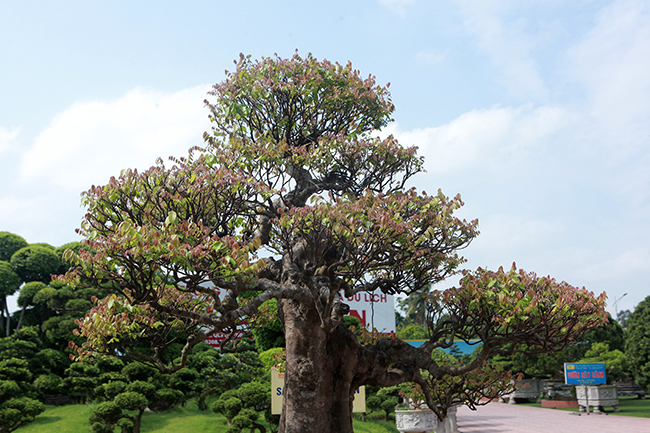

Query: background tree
0;232;28;336
397;284;433;326
0;261;21;337
0;235;96;432
211;381;271;432
0;235;87;338
0;327;45;432
396;323;429;340
579;342;630;382
10;245;61;285
625;295;650;390
65;53;607;433
251;299;286;352
489;314;624;380
15;281;46;331
186;342;265;411
617;309;631;329
3;244;60;335
0;232;28;262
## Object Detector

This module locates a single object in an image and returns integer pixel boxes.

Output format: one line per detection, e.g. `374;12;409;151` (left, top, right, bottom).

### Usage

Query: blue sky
1;0;648;315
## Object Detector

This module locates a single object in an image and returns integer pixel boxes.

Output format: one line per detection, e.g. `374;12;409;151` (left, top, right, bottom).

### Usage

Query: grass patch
519;396;650;418
14;404;95;433
16;401;235;433
17;401;398;433
353;414;398;433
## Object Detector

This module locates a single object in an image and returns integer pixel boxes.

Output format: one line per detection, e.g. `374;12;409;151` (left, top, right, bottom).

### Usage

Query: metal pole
613;293;628;318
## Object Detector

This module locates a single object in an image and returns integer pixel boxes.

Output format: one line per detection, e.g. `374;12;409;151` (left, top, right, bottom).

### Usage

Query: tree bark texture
278;298;361;433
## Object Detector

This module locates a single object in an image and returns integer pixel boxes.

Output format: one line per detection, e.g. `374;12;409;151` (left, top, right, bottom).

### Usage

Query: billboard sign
342;291;395;335
204;329;248;348
564;362;606;385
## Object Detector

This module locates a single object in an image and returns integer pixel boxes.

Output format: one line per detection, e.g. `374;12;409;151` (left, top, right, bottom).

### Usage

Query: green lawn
15;402;245;433
19;397;648;432
519;396;650;418
16;401;398;433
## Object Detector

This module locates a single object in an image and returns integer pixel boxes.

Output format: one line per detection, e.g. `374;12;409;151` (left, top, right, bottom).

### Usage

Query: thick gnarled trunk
278;298;360;433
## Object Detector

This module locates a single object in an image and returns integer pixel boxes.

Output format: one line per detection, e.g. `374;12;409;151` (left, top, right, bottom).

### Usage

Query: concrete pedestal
577;385;619;413
395;409;438;433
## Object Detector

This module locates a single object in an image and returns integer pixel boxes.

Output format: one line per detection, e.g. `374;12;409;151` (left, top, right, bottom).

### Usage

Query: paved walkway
456;402;650;433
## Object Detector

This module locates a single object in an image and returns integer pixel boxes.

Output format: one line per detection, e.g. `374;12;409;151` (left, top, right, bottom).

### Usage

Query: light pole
612;293;627;318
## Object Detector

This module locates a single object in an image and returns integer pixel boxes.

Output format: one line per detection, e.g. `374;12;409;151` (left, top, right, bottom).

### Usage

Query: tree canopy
0;261;21;337
0;232;28;262
64;52;607;433
10;245;61;285
625;295;650;390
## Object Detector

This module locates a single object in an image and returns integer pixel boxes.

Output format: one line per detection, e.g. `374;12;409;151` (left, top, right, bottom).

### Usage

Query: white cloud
0;126;20;155
565;246;650;284
477;213;560;249
19;85;212;192
568;0;650;159
561;0;650;212
453;0;549;100
465;212;561;269
386;104;566;175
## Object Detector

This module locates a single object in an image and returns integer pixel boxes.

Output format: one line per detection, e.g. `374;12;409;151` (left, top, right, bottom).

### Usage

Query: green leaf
165;211;179;227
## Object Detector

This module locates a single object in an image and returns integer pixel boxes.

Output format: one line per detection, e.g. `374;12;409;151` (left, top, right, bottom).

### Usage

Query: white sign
271;368;365;414
341;291;395;335
202;285;396;347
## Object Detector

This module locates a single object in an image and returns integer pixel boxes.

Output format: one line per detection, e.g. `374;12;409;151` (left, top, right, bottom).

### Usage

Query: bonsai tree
64;53;607;433
10;245;61;285
0;327;45;432
187;343;265;411
211;381;271;432
90;362;183;433
0;261;21;337
0;233;28;335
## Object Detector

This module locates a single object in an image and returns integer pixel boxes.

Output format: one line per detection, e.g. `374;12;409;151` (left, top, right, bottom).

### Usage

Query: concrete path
456;402;650;433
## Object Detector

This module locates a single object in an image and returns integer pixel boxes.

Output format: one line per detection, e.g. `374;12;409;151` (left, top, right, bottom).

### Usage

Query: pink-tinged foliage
62;53;607;430
427;265;608;354
207;52;394;145
271;189;478;295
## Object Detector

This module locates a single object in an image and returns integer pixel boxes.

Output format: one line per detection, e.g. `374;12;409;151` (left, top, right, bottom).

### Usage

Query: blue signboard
564;362;606;385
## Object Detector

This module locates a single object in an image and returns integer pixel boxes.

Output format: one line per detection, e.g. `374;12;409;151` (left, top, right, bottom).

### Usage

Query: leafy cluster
428;266;608;356
207;52;394;150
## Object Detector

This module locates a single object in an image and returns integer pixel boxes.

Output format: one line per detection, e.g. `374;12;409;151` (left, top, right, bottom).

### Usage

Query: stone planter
576;385;619;413
395;409;438;433
541;380;573;400
541;399;579;409
504;379;542;404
